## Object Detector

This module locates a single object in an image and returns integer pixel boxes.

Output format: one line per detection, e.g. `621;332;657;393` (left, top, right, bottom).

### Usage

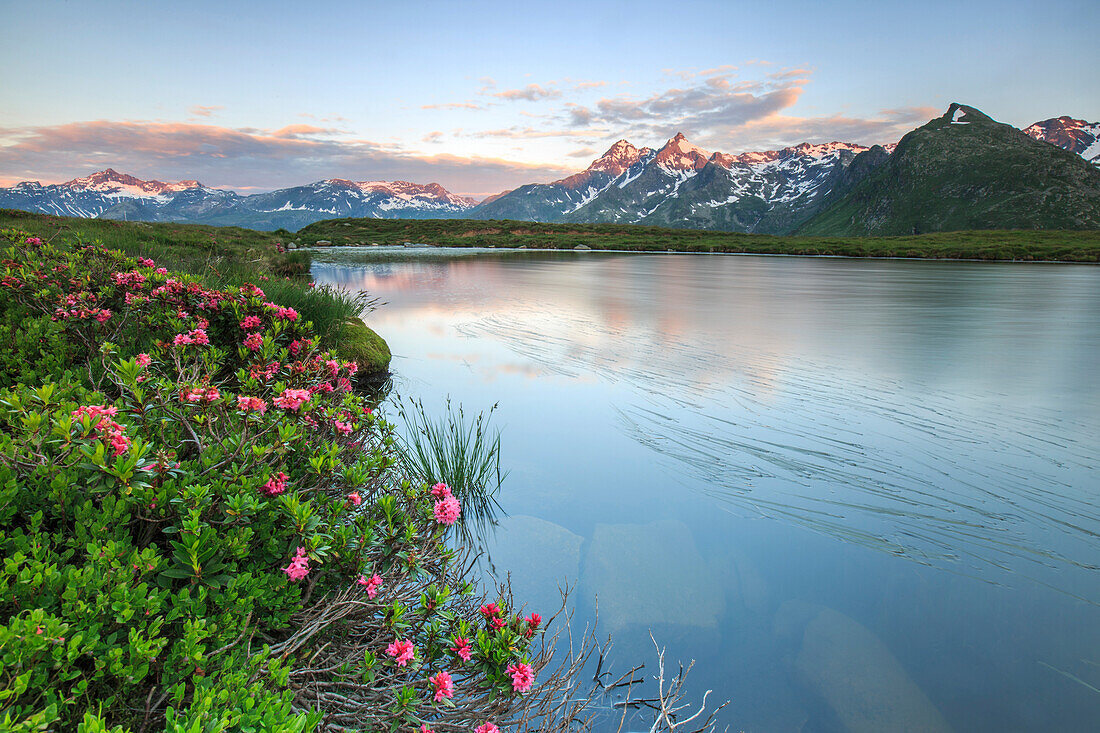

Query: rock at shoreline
485;515;583;615
793;607;953;733
580;520;724;634
574;244;591;251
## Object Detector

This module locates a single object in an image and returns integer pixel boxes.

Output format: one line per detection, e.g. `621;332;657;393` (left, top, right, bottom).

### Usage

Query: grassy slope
297;217;1100;262
0;209;392;372
799;105;1100;236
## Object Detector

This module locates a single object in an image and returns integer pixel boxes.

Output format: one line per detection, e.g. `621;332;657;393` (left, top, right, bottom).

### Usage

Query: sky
1;0;1096;198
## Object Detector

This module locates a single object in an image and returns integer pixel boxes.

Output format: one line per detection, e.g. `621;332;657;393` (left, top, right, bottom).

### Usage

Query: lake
311;247;1100;732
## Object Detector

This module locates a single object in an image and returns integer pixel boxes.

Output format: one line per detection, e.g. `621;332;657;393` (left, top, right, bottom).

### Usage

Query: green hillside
799;104;1100;236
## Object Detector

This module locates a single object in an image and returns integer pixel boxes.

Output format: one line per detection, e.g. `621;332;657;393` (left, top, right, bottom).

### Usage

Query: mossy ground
339;320;392;376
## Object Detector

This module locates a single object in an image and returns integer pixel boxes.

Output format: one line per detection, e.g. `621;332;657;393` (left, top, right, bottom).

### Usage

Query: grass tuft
394;397;506;538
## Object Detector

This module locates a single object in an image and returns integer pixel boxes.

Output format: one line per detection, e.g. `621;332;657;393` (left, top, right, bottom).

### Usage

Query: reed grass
394;396;506;538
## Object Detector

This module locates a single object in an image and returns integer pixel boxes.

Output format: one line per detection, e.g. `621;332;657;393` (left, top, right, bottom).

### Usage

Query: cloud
0;119;574;195
421;101;484;110
724;106;939;151
567;147;598;158
553;68;933;151
188;105;224;117
466;126;600;140
422;130;444;143
492;84;561;102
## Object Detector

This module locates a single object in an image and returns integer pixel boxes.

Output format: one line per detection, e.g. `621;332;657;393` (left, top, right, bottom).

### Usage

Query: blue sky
1;0;1096;196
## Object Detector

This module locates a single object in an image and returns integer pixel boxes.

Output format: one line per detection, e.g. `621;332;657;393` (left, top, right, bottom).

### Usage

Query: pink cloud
188;105;224;117
492;84;561;102
0;119;574;196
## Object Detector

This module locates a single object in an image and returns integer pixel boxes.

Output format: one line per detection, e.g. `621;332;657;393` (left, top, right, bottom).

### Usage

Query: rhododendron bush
0;230;586;732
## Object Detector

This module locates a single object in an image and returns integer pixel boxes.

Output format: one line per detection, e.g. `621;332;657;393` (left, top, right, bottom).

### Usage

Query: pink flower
288;340;301;355
283;547;309;582
155;267;168;275
25;237;42;245
173;328;209;347
276;306;299;322
433;495;461;526
244;332;263;351
71;405;130;456
429;670;454;702
480;603;500;619
94;309;112;323
333;419;352;435
237;395;267;413
450;635;472;661
475;724;500;733
420;726;434;733
525;612;541;638
347;491;362;506
507;662;535;693
386;638;415;667
136;353;151;368
240;315;262;330
356;572;382;599
261;472;288;496
490;616;506;630
430;482;452;499
139;257;155;267
272;388;311;410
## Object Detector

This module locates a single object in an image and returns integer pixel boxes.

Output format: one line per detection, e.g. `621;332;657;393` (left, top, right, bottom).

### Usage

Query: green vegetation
298;217;1100;262
0;209;392;373
395;398;506;539
799;104;1100;236
0;228;579;731
338;319;393;375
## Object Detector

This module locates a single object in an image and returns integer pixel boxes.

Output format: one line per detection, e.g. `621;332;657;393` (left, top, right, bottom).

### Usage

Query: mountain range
1;106;1097;235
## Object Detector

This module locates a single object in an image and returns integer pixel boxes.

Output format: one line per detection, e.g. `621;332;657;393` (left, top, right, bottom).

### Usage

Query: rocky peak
587;140;648;176
654;133;711;172
1024;116;1100;160
943;103;993;126
64;169;202;195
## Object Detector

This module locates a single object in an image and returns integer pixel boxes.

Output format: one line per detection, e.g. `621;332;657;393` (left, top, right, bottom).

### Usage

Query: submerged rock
485;515;583;615
580;519;724;634
793;607;953;733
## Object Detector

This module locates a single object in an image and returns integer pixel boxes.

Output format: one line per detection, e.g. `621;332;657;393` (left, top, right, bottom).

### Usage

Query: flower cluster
430;670;454;702
172;328;210;346
261;472;288;496
283;547;310;581
507;662;535;693
71;405;131;456
273;388;311;410
236;395;267;413
431;482;461;526
386;638;415;667
450;635;472;661
180;386;220;404
357;572;382;599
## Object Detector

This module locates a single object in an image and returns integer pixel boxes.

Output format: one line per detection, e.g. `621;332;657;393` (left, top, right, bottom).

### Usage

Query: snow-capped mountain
1024;116;1100;164
3;109;1095;234
472;134;881;232
0;173;478;230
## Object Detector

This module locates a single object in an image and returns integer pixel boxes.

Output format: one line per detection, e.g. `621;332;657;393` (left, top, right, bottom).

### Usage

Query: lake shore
297;218;1100;262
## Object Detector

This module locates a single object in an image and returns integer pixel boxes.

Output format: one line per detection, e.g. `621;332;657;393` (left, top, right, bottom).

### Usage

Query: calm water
312;247;1100;732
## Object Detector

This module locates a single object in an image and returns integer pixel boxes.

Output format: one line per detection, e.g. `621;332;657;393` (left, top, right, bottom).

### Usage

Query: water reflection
311;247;1100;731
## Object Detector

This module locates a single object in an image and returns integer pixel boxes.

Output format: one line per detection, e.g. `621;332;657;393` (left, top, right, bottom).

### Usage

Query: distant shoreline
296;218;1100;263
307;243;1099;265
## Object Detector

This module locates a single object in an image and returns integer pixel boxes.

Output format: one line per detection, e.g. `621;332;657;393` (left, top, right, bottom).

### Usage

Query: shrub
0;230;553;731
